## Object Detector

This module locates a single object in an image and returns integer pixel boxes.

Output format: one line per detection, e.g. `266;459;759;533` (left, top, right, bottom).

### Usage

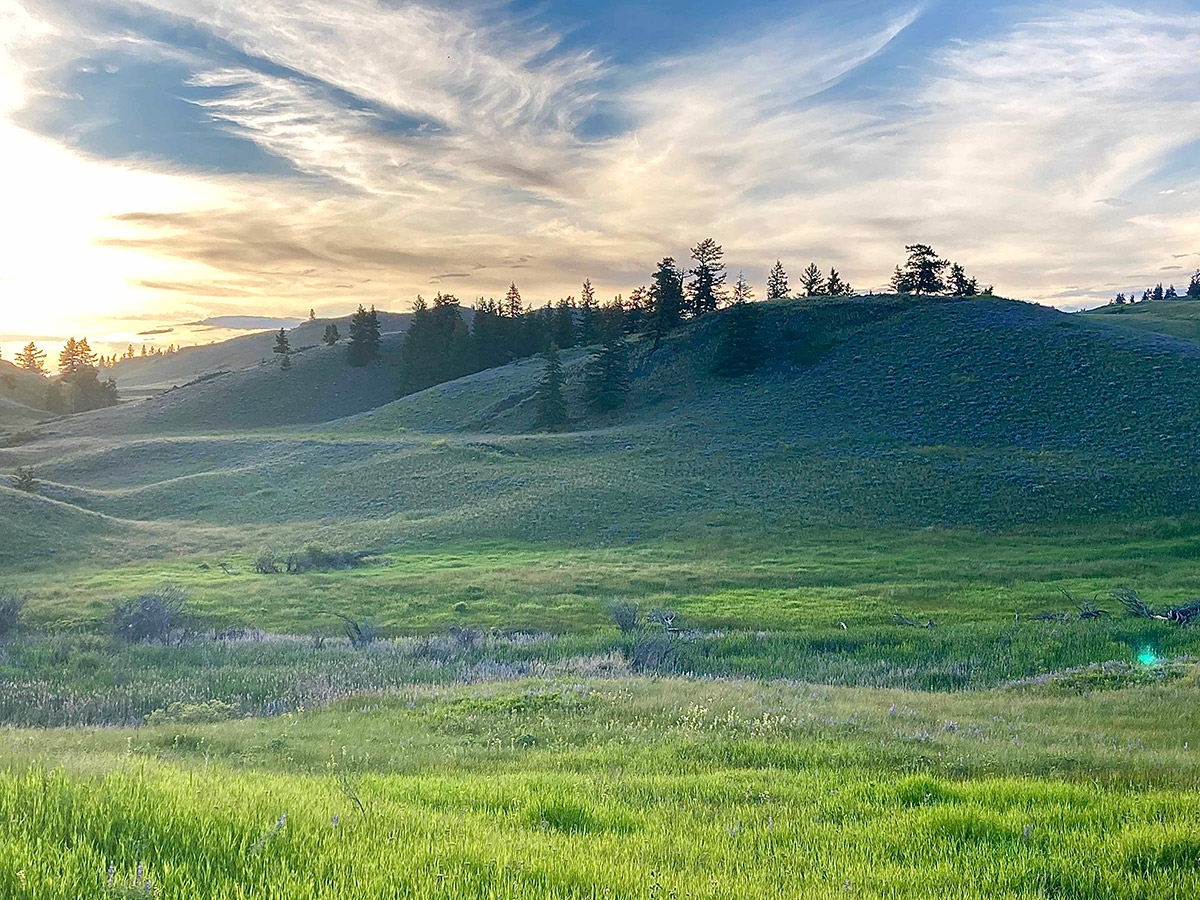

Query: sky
2;0;1200;359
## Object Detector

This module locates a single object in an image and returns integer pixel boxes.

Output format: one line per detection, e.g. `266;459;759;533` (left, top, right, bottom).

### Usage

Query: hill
0;359;51;429
7;295;1200;569
1079;299;1200;342
102;310;416;396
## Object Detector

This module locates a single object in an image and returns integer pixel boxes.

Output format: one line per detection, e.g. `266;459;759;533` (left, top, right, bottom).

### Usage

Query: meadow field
4;296;1200;897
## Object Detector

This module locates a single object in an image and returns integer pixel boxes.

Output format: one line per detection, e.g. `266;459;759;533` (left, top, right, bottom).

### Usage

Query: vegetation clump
110;587;188;644
0;594;25;637
10;466;37;493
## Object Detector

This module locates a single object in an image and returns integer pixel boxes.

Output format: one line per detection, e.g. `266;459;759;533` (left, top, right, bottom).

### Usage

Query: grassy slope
0;359;51;428
1080;299;1200;342
2;675;1198;899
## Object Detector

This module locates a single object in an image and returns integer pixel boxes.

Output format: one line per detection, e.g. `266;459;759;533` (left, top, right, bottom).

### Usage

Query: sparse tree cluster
1111;272;1200;306
890;244;989;297
45;336;119;415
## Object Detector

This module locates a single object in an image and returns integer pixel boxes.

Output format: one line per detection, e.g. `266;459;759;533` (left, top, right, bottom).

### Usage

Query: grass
2;675;1199;898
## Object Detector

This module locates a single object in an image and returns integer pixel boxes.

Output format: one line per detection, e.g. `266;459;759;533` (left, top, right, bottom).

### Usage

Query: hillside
102;310;415;396
6;295;1200;569
0;359;51;429
1079;299;1200;342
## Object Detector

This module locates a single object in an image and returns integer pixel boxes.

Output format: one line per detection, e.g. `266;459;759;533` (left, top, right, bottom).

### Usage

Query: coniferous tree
578;280;597;345
273;328;291;369
766;261;790;300
15;342;46;375
1112;292;1127;305
800;263;825;297
584;335;630;413
895;244;949;295
347;304;382;366
309;308;316;321
1188;271;1200;300
712;273;764;378
554;297;576;349
533;343;568;431
826;269;847;296
323;323;340;345
647;257;685;348
687;238;726;316
1165;285;1179;300
504;282;523;318
624;286;649;333
398;294;472;395
58;338;80;376
1152;283;1165;302
1141;289;1152;303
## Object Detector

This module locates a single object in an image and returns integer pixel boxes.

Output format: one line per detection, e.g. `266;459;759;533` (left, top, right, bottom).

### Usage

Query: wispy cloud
3;0;1200;353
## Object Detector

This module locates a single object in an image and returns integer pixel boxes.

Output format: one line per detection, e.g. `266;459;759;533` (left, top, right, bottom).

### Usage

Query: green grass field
4;297;1200;896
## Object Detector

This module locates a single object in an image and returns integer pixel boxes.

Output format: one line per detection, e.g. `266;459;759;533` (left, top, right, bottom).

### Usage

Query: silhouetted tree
647;257;685;348
1112;292;1127;305
347;305;382;366
273;328;291;368
624;286;649;333
15;342;46;375
766;260;790;300
578;279;597;345
712;273;764;378
398;294;472;395
504;282;523;318
826;268;848;297
554;297;576;349
309;308;316;321
894;244;949;295
1189;271;1200;300
534;343;568;431
687;238;726;316
799;263;825;297
323;323;340;345
1165;284;1179;300
1153;283;1165;302
584;335;630;412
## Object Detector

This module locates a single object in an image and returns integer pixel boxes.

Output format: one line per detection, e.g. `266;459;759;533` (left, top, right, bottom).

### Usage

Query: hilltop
0;359;51;429
1079;298;1200;342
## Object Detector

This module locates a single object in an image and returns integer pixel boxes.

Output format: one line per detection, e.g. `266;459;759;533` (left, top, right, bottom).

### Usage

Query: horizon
3;1;1200;357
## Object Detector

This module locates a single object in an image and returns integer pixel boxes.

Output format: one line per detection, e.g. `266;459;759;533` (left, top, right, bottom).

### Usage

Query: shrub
253;547;281;575
111;587;188;643
0;594;25;637
284;544;367;574
334;613;377;649
608;601;641;634
11;467;37;493
145;700;239;726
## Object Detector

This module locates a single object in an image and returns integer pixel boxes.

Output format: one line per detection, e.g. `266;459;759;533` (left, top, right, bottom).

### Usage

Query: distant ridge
187;316;305;330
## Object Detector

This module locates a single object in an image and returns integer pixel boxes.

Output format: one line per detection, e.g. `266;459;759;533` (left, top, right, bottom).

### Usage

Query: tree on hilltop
826;268;853;297
647;257;685;348
800;263;825;297
1165;285;1179;300
273;328;291;370
1152;283;1165;302
687;238;726;316
1188;271;1200;300
322;323;340;345
578;280;597;345
766;261;790;300
893;244;949;295
504;282;523;318
15;342;46;375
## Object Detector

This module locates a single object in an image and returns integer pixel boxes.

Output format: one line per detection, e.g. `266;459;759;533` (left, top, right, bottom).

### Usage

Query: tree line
9;337;120;414
1110;271;1200;305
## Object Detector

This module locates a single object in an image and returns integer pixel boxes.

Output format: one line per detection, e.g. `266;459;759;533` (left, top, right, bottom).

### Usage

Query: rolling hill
5;295;1200;570
0;359;51;430
1078;298;1200;342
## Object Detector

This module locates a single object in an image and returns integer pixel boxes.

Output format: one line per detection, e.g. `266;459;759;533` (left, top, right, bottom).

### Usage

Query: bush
145;700;239;726
608;601;640;634
334;613;377;649
11;467;37;493
111;587;188;643
284;544;367;574
0;594;25;637
253;547;280;575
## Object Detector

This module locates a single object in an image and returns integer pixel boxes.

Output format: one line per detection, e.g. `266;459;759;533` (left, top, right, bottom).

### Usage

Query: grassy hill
0;359;51;429
102;310;415;396
1079;298;1200;342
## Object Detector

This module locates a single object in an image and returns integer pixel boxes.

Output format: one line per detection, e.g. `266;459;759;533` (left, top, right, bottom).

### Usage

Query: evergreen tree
712;274;764;378
687;238;726;316
1113;292;1127;305
624;286;649;333
273;328;291;369
323;323;340;345
895;244;949;295
647;257;685;348
471;298;509;369
309;308;316;321
504;282;523;318
1188;271;1200;300
1142;289;1152;303
533;343;568;431
766;260;790;300
949;263;977;297
76;338;96;369
826;269;847;296
1153;283;1165;302
58;338;80;376
554;297;576;349
578;280;597;345
799;263;825;297
347;304;381;366
584;335;630;412
15;342;46;375
1165;285;1179;300
398;294;472;395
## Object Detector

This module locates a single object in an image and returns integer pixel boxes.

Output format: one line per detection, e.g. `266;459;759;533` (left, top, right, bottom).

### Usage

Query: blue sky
2;0;1199;353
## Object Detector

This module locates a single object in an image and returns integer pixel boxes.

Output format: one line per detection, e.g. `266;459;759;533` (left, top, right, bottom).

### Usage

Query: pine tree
1188;271;1200;300
347;305;381;366
533;343;568;431
554;297;577;349
76;338;96;369
584;335;630;412
1113;292;1127;305
323;323;340;345
766;261;790;300
58;338;79;376
504;282;523;318
398;294;472;395
949;263;976;297
800;263;825;297
895;244;949;295
1165;284;1179;300
309;309;316;321
15;342;46;375
625;286;649;333
687;238;726;316
273;328;291;369
647;258;685;348
826;269;847;297
1153;283;1165;302
712;274;764;378
578;280;597;345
